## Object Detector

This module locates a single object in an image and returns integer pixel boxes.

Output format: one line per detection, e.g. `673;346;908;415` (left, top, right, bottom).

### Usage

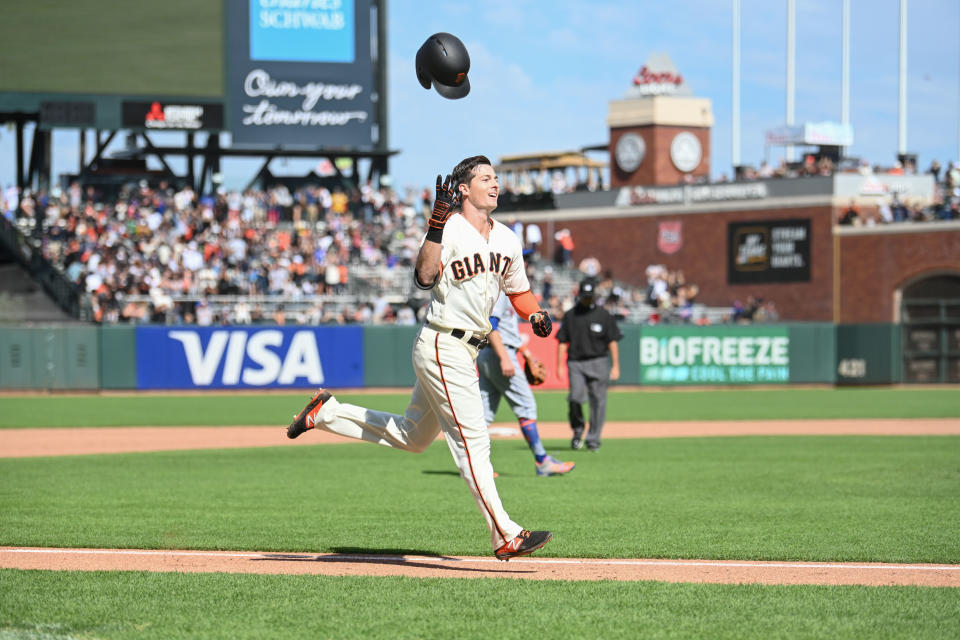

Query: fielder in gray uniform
477;292;575;476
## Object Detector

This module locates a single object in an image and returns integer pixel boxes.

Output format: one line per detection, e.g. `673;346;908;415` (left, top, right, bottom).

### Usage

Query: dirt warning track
3;418;959;458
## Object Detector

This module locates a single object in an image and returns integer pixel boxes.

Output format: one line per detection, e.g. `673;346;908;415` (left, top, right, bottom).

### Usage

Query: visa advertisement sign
136;326;363;389
640;326;790;385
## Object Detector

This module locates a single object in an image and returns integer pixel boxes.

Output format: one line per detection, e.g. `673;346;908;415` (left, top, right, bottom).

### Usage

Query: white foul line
3;548;959;572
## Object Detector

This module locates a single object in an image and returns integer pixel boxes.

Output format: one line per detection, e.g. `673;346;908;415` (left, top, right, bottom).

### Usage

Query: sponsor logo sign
251;0;355;63
632;64;684;96
616;182;768;207
764;122;853;147
640;326;790;385
136;326;363;389
122;101;224;130
728;219;811;284
625;53;693;98
657;221;682;254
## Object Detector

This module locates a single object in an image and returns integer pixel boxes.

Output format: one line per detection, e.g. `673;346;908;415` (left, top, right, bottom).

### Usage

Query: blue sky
2;0;958;194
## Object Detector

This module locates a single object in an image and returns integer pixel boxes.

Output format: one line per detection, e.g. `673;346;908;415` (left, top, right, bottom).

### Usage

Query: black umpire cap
579;278;598;301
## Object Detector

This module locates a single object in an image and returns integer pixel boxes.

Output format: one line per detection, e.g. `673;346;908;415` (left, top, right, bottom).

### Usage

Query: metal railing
0;215;92;321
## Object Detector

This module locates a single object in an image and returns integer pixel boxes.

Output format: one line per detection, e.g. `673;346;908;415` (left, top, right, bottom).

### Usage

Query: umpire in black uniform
555;278;622;451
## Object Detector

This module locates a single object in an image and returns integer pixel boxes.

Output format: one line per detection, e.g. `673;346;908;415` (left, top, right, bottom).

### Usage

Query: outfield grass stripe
3;548;959;587
2;388;959;427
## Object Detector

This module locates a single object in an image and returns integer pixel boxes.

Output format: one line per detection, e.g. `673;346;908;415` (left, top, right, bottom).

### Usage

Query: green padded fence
0;325;99;390
362;325;419;387
99;325;138;390
0;323;924;390
835;324;901;385
787;323;837;383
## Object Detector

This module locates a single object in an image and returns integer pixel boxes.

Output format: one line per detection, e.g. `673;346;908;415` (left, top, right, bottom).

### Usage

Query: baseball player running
478;291;575;476
286;156;555;561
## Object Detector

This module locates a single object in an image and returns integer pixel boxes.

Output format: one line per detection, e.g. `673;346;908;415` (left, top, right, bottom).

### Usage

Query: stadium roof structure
497;150;608;173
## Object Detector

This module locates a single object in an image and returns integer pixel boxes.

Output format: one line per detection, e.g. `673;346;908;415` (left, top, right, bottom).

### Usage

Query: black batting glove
529;310;552;337
426;174;458;243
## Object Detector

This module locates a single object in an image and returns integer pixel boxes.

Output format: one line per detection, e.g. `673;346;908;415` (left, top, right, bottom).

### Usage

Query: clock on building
670;132;702;172
614;133;645;173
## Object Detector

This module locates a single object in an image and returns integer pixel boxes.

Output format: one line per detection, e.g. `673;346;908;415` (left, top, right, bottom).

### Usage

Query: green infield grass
1;387;958;428
2;437;957;563
3;388;958;638
1;570;958;640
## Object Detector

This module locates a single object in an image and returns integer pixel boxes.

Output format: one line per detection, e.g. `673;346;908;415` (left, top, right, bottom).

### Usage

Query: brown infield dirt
2;418;960;587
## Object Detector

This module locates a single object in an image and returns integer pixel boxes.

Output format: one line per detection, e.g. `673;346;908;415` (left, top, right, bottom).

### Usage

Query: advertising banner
728;218;811;284
122;101;225;130
136;326;363;389
639;326;791;385
225;0;375;147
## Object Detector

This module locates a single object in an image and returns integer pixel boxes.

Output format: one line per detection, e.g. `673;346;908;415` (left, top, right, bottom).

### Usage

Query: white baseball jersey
422;213;530;334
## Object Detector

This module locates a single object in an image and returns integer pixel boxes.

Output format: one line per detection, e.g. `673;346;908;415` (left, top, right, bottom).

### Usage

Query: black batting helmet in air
415;32;471;100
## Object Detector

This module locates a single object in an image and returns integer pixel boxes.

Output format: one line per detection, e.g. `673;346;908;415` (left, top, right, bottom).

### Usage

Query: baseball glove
523;354;547;386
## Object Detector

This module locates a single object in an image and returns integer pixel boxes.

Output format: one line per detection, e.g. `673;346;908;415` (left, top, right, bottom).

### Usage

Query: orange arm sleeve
508;290;540;321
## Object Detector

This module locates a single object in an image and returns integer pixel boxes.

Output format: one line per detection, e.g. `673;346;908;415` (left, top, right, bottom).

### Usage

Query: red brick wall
609;125;711;187
836;229;960;323
556;206;835;321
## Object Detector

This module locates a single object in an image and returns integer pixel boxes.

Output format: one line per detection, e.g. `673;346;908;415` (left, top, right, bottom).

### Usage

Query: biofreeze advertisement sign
136;326;363;389
640;326;790;385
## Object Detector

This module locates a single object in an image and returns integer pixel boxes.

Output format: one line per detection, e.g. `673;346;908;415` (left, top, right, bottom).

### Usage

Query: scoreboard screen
0;0;223;97
0;0;383;150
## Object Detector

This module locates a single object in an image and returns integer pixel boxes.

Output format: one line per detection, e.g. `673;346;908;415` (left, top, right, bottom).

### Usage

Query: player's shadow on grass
421;469;513;477
256;551;531;574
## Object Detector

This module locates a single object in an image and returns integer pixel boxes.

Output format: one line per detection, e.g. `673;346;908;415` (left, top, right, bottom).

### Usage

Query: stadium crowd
3;153;956;326
5;180;430;324
505;150;960;225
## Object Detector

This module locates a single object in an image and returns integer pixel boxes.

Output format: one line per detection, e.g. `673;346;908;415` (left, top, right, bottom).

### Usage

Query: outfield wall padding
835;323;901;385
0;325;99;390
99;325;137;390
0;323;930;390
362;325;419;388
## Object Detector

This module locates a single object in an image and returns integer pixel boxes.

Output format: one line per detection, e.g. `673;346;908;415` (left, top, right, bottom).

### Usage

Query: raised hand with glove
425;174;459;244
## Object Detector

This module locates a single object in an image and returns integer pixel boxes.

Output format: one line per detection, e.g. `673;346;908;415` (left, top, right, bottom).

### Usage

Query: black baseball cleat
495;529;553;561
571;429;584;450
287;389;332;439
